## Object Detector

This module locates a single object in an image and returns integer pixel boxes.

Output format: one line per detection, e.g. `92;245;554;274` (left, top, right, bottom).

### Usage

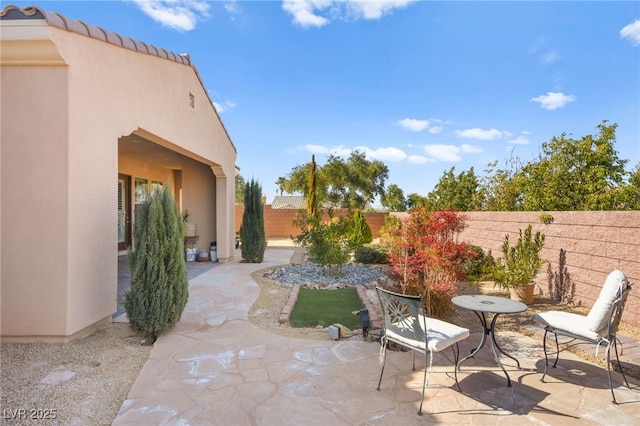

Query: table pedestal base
456;311;522;387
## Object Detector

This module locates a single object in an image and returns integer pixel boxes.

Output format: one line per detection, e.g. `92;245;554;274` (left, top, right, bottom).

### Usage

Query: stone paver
113;248;640;425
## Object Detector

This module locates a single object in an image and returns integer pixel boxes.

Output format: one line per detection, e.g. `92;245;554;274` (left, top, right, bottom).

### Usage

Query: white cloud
455;128;504;140
621;19;640;46
213;100;236;113
395;118;429;132
508;135;530;145
407;155;434;165
541;51;560;64
224;0;239;15
428;125;443;134
422;144;463;162
460;144;482;153
282;0;417;28
299;144;407;162
282;0;331;28
298;144;352;156
527;37;560;66
346;0;417;20
531;91;576;110
297;144;407;162
130;0;211;31
355;146;407;162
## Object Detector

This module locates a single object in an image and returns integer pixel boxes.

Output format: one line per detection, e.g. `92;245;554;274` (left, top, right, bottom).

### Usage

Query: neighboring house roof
0;4;236;153
271;196;306;209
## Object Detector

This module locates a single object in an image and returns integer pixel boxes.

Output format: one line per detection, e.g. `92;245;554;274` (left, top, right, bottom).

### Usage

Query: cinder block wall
461;211;639;327
235;205;387;240
238;206;639;327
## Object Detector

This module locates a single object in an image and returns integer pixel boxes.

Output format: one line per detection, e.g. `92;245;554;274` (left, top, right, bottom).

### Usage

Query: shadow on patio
114;254;219;319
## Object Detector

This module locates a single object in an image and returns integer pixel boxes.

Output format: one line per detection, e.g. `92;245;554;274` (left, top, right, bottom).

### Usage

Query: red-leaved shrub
382;209;477;321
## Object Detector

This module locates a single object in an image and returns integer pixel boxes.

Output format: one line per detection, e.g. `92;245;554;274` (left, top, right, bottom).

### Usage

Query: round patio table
452;294;528;387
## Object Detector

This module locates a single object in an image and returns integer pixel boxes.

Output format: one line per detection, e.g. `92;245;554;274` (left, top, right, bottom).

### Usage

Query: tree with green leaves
125;185;188;343
241;178;266;263
619;164;640;209
235;174;246;204
380;183;407;211
277;149;389;210
479;156;525;211
515;121;628;210
406;193;428;210
425;167;482;211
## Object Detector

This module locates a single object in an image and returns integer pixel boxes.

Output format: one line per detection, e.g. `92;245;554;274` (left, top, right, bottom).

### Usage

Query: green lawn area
289;287;363;330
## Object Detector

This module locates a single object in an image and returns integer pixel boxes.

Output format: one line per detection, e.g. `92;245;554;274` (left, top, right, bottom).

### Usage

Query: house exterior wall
1;10;236;341
1;64;71;337
182;157;217;253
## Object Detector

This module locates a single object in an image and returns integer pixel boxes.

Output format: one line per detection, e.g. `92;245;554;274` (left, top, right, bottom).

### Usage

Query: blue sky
12;1;640;204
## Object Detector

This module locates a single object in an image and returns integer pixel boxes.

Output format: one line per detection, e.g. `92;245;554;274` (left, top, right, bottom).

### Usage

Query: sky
9;0;640;205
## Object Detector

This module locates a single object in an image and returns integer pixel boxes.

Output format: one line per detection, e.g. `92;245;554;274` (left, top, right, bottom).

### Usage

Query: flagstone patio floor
112;247;640;425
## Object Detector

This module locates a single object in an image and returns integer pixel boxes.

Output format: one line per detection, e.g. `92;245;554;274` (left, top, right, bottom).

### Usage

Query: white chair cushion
586;270;627;334
533;311;601;341
385;315;469;353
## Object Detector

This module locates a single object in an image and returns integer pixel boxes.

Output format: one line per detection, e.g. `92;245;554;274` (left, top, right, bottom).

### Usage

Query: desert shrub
293;212;354;275
547;248;574;303
463;245;496;282
491;225;546;290
347;209;373;246
125;185;188;342
355;244;388;264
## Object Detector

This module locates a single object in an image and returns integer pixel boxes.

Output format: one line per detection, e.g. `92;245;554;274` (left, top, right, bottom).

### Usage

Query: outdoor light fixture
359;308;370;338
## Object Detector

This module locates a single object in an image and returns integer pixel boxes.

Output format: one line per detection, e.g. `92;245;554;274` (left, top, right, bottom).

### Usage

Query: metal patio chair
376;287;470;415
533;269;632;404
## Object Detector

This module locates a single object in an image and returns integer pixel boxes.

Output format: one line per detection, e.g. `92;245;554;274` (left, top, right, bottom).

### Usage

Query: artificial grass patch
289;287;363;330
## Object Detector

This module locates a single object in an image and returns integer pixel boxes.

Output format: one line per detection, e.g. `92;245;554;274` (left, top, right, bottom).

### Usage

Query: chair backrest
586;270;630;334
376;287;426;343
608;282;632;337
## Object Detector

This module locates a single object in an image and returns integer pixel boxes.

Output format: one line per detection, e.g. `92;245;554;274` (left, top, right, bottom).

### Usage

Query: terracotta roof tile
1;4;236;153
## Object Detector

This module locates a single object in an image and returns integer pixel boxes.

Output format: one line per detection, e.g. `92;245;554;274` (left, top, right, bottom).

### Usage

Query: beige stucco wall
1;65;71;337
182;157;217;253
1;14;236;341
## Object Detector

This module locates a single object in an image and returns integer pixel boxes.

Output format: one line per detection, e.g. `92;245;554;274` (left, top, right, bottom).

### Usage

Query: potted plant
491;225;546;304
182;210;197;237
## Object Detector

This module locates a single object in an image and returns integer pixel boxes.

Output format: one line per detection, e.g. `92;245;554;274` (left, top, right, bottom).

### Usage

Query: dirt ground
1;323;150;426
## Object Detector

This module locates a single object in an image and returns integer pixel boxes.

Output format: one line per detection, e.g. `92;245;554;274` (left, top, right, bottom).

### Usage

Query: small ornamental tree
383;209;476;321
293;211;354;275
125;185;188;343
241;178;266;263
347;209;372;247
307;155;319;219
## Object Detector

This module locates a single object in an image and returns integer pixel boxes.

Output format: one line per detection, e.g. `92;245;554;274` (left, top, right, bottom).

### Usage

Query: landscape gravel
1;323;150;426
266;263;394;288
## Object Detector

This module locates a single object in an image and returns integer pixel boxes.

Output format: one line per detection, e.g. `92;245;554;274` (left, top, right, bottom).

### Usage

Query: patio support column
212;165;235;262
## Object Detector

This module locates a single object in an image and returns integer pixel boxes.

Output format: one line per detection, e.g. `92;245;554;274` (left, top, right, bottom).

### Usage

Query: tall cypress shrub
241;178;266;263
124;185;188;343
